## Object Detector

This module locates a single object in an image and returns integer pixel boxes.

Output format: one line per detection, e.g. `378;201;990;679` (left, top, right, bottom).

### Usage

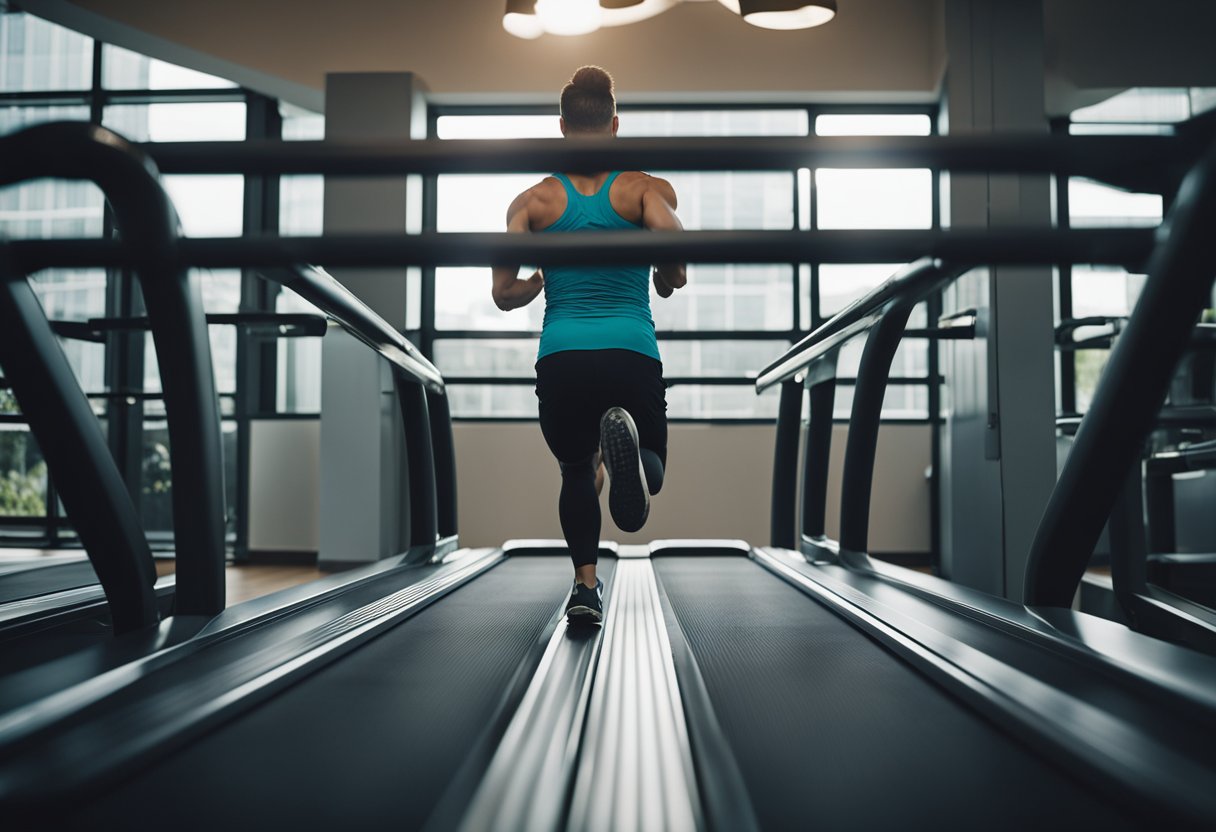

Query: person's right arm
642;178;686;297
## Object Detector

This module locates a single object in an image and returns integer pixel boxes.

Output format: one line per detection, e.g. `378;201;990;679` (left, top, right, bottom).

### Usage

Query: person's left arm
491;192;545;312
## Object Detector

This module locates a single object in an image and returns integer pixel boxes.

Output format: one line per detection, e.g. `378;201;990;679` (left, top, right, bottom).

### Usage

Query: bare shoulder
508;177;566;230
616;171;676;207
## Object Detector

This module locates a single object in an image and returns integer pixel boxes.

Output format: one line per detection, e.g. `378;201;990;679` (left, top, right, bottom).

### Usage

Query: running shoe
566;578;604;624
600;406;650;533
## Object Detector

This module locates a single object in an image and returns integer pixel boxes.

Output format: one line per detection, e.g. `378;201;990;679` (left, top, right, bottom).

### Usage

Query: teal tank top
536;171;660;362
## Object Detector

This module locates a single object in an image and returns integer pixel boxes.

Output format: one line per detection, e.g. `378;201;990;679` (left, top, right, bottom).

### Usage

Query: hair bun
571;66;613;96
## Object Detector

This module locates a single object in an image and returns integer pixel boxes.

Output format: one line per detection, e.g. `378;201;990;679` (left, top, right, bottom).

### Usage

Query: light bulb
744;5;835;29
503;12;545;38
536;0;604;36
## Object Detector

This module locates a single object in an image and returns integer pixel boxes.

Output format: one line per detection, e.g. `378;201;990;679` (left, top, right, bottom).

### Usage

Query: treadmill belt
655;557;1134;831
0;560;98;604
74;556;587;830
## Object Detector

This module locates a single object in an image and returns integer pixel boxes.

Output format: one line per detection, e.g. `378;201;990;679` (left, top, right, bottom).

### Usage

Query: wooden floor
1;548;325;607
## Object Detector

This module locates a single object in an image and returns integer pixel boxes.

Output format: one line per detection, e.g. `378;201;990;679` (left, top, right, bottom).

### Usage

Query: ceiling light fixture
738;0;836;30
503;0;836;38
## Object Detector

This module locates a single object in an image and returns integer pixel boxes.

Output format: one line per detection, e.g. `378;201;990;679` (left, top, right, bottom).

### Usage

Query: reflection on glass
0;426;48;517
280;176;324;237
437;115;560;140
617;109;808;138
102;43;236;90
0;12;92;92
835;337;928;380
0;104;89;133
816;169;932;229
281;103;324;140
144;270;241;395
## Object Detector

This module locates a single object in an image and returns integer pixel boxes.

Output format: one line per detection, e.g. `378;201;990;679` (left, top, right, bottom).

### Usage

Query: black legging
559;450;665;568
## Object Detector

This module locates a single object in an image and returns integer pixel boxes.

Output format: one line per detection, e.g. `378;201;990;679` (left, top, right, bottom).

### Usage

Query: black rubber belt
0;561;99;604
70;556;578;830
654;557;1137;831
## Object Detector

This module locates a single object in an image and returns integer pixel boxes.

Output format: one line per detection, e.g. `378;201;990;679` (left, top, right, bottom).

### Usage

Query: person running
490;65;686;625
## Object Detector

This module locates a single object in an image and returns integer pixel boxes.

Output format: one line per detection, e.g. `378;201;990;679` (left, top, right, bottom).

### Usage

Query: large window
0;7;323;552
427;105;937;421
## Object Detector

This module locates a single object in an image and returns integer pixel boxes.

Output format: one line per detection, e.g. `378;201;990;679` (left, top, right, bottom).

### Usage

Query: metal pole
771;379;803;549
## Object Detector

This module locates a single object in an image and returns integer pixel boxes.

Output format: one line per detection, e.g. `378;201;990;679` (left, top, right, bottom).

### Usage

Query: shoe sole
566;605;603;623
600;407;650;533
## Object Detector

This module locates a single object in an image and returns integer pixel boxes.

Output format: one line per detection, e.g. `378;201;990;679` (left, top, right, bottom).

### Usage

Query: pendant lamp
738;0;837;29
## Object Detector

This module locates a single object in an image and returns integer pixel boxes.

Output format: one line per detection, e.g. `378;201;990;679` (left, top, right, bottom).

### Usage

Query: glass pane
1074;349;1111;413
144;270;241;395
1068;123;1173;136
1068;178;1162;228
1070;88;1191;124
29;269;108;392
103;102;246;142
660;340;789;377
0;154;104;240
836;337;929;380
816;169;932;229
0;12;93;92
436;267;543;331
652;265;794;331
617;109;808;137
437;115;561;140
437;174;550;232
447;384;538;418
162;175;244;237
666;384;779;419
833;383;929;420
433;339;538;377
0;426;48;516
819;263;903;317
102;44;236;90
655;171;794;230
280;103;324;140
133;421;193;535
1070;266;1146;318
280;175;324;236
815;114;931;136
0;103;90;134
275;285;323;414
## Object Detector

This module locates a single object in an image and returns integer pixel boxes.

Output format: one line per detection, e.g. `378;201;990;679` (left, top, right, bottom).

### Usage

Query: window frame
422;101;942;425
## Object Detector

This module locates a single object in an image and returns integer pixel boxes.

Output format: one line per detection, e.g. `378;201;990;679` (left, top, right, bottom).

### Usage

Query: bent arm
642;181;686;295
492;194;545;312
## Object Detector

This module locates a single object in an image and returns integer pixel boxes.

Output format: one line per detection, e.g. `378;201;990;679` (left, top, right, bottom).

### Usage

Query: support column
318;72;428;568
938;0;1057;601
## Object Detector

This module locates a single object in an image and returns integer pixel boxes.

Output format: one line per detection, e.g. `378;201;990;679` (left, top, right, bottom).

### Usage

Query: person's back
490;66;686;625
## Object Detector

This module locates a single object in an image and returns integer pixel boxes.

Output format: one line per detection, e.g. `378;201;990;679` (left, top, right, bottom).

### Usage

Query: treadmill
5;124;1216;828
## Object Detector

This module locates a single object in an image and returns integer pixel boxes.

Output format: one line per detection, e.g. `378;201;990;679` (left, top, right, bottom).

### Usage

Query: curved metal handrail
755;258;966;394
0;122;226;619
256;264;444;393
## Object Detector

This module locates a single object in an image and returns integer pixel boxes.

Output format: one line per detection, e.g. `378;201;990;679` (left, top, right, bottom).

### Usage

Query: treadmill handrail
1026;138;1216;606
143;134;1196;194
755;258;966;393
255;264;445;393
0;122;226;622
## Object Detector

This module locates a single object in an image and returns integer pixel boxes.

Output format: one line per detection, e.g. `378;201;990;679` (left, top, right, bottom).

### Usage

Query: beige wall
452;421;932;553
